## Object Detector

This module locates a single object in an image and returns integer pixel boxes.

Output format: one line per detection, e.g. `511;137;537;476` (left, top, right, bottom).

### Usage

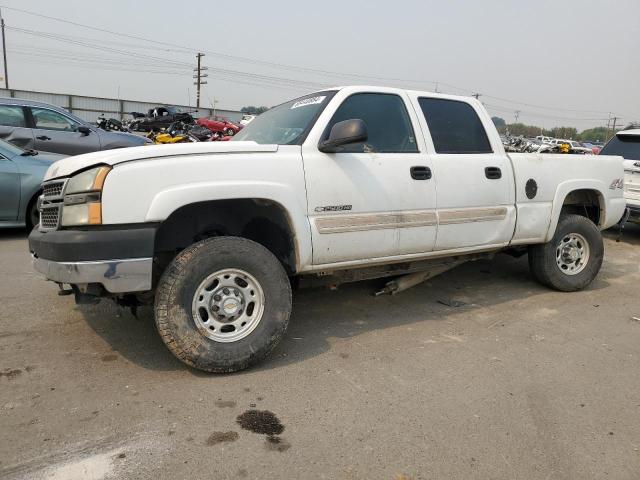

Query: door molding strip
438;207;508;225
313;206;509;234
314;210;437;234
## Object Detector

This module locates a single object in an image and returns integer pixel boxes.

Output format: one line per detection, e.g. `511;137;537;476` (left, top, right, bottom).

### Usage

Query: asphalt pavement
1;225;640;479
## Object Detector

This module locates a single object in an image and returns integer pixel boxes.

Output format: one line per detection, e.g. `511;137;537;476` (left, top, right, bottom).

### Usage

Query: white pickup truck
29;86;627;372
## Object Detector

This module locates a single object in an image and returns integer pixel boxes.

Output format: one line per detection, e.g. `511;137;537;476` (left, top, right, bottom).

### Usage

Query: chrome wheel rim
191;268;265;343
556;233;590;275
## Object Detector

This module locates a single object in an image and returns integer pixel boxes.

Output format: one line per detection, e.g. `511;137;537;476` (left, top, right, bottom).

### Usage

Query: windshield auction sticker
291;96;326;109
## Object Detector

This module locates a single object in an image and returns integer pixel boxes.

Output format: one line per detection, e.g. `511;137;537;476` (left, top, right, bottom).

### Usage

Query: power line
0;4;626;120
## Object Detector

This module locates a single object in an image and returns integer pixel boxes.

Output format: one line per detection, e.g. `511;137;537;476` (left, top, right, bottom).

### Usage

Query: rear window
600;135;640;160
418;98;492;154
0;105;26;127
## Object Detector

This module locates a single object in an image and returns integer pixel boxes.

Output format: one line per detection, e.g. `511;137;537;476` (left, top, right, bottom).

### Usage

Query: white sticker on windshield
291;96;326;109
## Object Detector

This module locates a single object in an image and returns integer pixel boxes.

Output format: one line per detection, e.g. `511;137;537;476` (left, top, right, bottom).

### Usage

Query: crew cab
28;86;627;373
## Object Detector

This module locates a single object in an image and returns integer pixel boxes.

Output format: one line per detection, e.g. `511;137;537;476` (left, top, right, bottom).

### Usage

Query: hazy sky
1;0;638;129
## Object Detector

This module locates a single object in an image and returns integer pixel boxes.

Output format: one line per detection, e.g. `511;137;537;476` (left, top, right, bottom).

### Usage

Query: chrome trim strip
315;210;437;234
32;256;153;293
438;207;508;225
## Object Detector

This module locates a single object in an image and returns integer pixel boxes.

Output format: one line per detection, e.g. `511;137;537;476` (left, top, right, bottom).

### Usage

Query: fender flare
145;181;312;269
545;179;607;242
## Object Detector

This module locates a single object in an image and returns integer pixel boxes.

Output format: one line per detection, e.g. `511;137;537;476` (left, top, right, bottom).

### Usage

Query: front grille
42;181;64;198
39;179;67;231
40;205;61;229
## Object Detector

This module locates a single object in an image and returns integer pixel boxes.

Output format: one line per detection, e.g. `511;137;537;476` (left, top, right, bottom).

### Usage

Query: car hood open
44;141;279;181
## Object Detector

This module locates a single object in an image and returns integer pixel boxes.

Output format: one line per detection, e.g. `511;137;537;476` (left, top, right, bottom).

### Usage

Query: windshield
233;91;336;145
600;135;640;160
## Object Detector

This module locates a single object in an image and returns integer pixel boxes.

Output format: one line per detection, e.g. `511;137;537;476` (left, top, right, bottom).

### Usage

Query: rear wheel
225;128;235;136
154;236;292;373
528;214;603;291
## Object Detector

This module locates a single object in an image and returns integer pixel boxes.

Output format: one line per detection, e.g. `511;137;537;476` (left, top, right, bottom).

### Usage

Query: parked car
129;106;194;132
240;114;256;126
0;98;149;156
0;139;65;229
29;86;626;373
553;139;593;154
599;128;640;223
197;116;242;136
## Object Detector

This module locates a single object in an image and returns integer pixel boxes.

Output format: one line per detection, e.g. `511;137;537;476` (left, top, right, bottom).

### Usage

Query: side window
324;93;418;153
0;105;26;127
418;98;492;154
31;107;78;132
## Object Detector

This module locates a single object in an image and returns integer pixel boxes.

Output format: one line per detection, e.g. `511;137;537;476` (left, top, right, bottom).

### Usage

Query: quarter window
324;93;418;153
418;98;492;154
0;105;26;127
31;107;78;132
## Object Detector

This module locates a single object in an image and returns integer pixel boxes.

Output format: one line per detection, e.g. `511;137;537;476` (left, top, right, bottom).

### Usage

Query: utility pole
514;110;520;123
1;9;8;89
472;92;482;100
193;53;208;109
605;114;621;142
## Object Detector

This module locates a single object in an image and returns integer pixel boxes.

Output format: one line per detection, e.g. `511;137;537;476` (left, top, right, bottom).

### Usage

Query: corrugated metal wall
0;88;243;124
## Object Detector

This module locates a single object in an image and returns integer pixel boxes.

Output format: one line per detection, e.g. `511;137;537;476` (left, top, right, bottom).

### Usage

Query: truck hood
44;141;279;181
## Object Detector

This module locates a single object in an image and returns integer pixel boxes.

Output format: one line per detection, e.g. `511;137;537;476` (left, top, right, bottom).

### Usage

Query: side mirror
318;119;367;153
77;125;91;136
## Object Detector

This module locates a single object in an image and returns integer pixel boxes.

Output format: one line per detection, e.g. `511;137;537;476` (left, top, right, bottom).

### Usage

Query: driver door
302;91;437;265
29;107;100;155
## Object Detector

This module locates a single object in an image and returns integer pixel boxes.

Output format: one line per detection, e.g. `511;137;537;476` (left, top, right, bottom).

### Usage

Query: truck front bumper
28;225;157;293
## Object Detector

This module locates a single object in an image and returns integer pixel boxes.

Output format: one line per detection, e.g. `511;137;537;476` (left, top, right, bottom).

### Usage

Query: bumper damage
32;256;153;293
29;225;157;294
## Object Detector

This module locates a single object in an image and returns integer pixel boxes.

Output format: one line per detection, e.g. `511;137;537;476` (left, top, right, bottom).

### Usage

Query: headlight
65;165;111;194
61;166;111;227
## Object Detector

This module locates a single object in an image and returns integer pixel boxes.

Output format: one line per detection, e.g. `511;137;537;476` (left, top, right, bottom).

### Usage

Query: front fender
145;180;312;269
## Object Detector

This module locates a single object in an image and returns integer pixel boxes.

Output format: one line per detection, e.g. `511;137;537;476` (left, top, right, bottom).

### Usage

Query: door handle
410;166;432;180
485;166;502;179
36;135;51;141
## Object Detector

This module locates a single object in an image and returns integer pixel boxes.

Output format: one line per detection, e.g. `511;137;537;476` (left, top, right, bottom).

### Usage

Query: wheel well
154;199;297;276
25;190;42;227
561;189;603;225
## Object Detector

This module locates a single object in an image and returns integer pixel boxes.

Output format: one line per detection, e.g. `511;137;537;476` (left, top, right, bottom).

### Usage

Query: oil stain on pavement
236;410;290;451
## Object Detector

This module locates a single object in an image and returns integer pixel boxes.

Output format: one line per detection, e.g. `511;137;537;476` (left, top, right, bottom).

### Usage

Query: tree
577;127;608;142
549;127;578;140
491;116;506;128
241;106;269;115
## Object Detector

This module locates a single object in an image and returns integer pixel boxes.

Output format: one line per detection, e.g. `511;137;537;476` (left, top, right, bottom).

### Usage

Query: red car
196;116;242;136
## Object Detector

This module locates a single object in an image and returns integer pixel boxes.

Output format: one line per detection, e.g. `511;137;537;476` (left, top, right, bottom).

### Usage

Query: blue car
0;139;65;229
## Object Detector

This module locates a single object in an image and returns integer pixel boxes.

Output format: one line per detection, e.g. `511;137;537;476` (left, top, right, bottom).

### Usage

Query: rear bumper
628;203;640;222
28;225;157;293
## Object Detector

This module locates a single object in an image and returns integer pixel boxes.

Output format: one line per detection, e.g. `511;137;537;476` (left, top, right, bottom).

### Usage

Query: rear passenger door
411;96;516;251
0;105;35;150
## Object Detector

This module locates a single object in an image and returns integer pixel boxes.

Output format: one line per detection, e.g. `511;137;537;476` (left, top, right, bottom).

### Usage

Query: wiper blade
20;149;39;156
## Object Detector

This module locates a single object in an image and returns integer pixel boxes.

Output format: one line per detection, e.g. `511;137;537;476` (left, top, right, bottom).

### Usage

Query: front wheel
225;128;235;136
154;237;292;373
528;214;604;291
